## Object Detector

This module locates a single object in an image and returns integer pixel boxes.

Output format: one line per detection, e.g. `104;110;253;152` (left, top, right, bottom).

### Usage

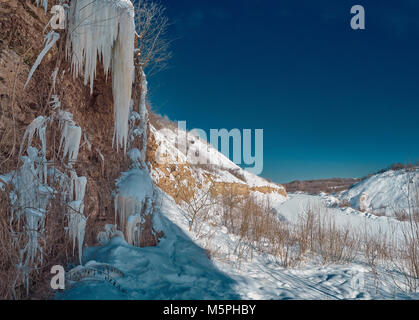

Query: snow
340;168;419;215
57;194;240;300
54;125;418;299
57;190;418;300
277;193;405;240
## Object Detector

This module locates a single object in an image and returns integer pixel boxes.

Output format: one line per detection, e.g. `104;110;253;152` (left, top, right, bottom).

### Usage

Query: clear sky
147;0;419;183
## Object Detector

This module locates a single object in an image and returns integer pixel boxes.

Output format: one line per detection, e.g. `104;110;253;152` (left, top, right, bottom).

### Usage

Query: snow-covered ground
340;168;419;215
55;125;419;300
58;190;418;300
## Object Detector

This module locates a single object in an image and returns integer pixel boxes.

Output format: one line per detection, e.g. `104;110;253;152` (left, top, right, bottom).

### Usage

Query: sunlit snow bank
340;168;419;215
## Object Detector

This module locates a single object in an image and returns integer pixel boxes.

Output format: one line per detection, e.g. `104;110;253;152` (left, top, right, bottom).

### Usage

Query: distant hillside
284;177;363;194
340;167;419;216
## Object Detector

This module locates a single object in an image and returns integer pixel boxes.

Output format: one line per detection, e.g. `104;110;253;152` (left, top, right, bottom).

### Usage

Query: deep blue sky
147;0;419;183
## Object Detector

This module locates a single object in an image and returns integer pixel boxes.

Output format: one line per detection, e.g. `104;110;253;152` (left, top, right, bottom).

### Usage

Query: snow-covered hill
340;168;419;216
148;124;287;204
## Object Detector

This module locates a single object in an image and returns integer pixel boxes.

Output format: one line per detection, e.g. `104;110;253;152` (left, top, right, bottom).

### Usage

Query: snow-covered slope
50;116;419;300
340;168;419;215
58;189;417;300
148;125;287;203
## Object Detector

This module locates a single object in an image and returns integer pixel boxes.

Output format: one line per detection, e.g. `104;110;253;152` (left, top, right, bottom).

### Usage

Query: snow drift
340;168;419;215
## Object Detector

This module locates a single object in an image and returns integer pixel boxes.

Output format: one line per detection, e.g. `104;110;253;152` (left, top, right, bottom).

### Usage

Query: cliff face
146;125;287;206
0;0;131;245
0;0;164;298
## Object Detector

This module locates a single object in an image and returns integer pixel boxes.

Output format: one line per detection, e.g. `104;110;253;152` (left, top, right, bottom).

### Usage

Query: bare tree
134;0;172;75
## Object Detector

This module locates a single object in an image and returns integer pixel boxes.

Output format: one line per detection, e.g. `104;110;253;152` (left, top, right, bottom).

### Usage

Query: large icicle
126;214;142;246
66;0;135;152
24;31;60;88
58;110;82;163
114;167;153;237
138;69;148;165
67;200;87;264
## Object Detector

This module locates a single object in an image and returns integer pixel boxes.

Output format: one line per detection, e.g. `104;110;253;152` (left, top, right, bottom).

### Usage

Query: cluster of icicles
66;0;135;152
10;99;87;293
30;0;144;153
113;148;155;247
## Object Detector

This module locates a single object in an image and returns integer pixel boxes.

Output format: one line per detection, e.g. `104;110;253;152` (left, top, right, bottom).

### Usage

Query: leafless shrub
395;209;409;222
295;206;360;265
225;168;246;183
173;174;217;232
338;199;351;208
284;178;362;194
0;181;20;299
191;164;246;183
388;183;419;293
134;0;172;75
148;109;178;131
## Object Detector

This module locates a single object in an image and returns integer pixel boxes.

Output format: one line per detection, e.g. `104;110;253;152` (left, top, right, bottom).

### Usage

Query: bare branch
134;0;172;75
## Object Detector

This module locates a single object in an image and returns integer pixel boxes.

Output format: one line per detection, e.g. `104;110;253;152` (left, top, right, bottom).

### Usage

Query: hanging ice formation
34;0;48;13
11;118;54;294
114;161;154;246
24;31;60;88
58;110;82;163
138;69;149;165
66;0;135;152
126;214;142;246
11;97;88;292
56;110;87;264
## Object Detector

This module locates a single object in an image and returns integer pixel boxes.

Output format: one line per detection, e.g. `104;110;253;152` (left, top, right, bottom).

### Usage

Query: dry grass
388;184;419;293
216;192;361;267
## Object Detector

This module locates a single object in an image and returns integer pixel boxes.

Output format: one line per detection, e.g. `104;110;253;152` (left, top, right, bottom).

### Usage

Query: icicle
11;146;54;292
70;171;87;202
138;69;148;166
112;4;135;152
51;67;59;94
114;196;138;232
19;116;47;157
62;124;82;163
66;170;87;264
24;31;60;88
139;69;148;122
67;201;86;264
35;0;48;13
66;0;135;152
58;111;82;163
126;214;142;246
